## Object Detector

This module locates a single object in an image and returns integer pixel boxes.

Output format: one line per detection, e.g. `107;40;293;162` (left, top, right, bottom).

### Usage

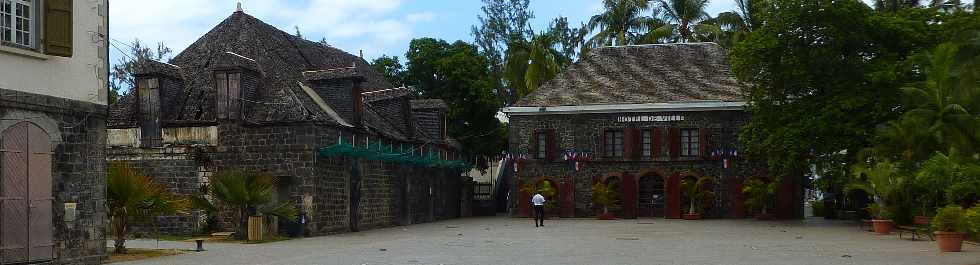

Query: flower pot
598;212;616;220
934;231;965;252
871;219;893;235
682;213;701;220
913;215;931;225
754;213;772;220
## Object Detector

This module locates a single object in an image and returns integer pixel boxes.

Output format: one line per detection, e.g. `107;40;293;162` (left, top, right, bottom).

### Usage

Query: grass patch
105;248;183;263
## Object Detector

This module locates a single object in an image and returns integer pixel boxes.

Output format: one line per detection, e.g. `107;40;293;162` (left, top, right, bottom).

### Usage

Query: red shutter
651;128;662;159
546;130;557;161
598;129;606;158
699;128;709;159
623;128;638;160
668;128;680;159
529;130;538;159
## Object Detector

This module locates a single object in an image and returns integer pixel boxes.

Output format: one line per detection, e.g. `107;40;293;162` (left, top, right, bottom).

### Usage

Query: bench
897;225;933;241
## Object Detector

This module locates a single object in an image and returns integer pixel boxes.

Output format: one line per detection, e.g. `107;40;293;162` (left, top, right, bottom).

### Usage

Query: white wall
0;0;107;105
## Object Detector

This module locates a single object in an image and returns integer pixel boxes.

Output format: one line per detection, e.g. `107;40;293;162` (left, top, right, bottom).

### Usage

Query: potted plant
931;205;970;252
680;176;715;220
847;161;904;235
520;180;559;217
743;177;779;220
592;181;620;220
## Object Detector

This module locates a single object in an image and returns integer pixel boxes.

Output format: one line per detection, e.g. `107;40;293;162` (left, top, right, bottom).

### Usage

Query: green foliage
965;207;980;236
585;0;655;47
505;34;562;98
404;38;507;162
109;39;172;104
847;161;906;219
206;171;298;239
742;177;779;215
521;179;559;210
681;176;716;214
107;162;188;254
932;205;970;233
369;55;407;86
654;0;712;43
591;181;621;214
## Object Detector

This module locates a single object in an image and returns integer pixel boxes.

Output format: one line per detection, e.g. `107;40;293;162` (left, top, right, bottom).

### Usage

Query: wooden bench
897;225;933;241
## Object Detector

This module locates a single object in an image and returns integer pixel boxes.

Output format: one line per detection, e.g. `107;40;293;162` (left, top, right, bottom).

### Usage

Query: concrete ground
112;216;980;265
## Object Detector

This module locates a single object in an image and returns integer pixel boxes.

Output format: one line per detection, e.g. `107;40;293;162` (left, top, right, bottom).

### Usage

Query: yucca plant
204;170;298;239
681;176;715;215
107;162;189;254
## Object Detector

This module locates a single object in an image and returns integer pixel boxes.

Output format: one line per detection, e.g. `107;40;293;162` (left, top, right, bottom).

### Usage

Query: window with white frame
1;0;33;48
641;129;652;157
680;129;699;157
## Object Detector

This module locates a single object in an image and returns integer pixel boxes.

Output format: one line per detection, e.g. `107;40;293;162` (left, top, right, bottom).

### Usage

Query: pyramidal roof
514;43;744;107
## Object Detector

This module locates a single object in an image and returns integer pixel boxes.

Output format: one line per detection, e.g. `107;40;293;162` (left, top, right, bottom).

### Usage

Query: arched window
1;121;53;263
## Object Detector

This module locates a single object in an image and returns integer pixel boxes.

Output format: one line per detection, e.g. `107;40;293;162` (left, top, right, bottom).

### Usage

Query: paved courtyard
114;216;980;265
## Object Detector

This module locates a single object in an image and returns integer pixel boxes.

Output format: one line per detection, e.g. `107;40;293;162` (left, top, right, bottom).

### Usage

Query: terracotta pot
682;213;701;220
871;219;893;235
934;231;965;252
913;215;931;225
598;212;616;220
754;213;772;220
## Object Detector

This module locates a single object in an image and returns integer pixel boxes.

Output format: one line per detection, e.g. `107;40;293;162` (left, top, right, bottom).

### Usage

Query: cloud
109;0;436;61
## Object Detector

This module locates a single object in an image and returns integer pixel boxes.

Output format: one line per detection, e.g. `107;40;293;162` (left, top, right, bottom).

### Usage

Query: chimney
302;65;365;126
235;2;243;13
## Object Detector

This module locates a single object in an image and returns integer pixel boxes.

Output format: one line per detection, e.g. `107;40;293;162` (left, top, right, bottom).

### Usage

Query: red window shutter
668;128;680;159
529;130;538;159
624;128;640;160
699;128;710;159
546;130;557;161
598;129;606;158
652;128;662;159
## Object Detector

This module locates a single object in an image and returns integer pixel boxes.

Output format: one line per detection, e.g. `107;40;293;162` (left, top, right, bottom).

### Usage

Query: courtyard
113;217;979;265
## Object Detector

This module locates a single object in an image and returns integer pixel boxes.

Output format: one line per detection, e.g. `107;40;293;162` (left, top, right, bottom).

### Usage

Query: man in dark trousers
532;191;546;227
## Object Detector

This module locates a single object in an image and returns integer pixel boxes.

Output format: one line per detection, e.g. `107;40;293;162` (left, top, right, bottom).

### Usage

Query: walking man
532;191;546;227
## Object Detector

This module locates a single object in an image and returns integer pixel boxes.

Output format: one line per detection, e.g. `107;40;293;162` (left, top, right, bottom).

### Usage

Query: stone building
106;8;469;236
502;43;802;219
0;0;108;264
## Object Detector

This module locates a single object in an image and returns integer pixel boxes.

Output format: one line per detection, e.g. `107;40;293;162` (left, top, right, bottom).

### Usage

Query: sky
108;0;746;65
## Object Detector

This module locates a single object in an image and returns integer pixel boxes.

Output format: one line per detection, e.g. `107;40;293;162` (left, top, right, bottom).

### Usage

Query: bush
932;205;968;233
811;202;825;217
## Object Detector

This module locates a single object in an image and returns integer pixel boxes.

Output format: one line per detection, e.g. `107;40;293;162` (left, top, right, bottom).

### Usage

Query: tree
742;177;780;215
585;0;655;47
591;181;621;216
107;162;188;254
109;39;172;104
545;16;587;66
204;170;298;239
714;0;769;47
655;0;712;42
472;0;535;104
370;55;407;86
680;176;715;214
505;34;562;98
874;0;922;12
847;160;906;219
405;38;507;161
901;43;980;155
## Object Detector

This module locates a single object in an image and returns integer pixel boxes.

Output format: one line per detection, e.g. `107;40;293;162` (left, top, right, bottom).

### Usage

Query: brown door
1;122;54;263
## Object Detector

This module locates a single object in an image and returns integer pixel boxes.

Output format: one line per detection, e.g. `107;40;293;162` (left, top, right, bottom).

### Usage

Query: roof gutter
502;101;747;115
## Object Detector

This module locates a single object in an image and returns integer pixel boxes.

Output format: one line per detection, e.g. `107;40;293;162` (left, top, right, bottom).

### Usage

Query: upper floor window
604;130;623;158
138;78;162;147
1;0;32;48
642;129;652;157
680;129;699;157
215;72;241;119
535;131;547;159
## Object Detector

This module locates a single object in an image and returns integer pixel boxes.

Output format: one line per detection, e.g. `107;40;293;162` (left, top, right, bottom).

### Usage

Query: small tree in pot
931;205;971;252
847;160;905;235
592;181;620;220
680;176;715;220
742;177;779;220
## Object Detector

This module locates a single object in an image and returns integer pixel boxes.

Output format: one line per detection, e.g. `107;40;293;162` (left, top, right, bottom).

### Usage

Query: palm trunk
113;215;128;254
689;197;696;214
603;205;609;214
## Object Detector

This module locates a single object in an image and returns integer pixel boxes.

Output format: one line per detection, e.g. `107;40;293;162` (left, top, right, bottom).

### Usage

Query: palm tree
107;162;188;254
902;43;980;155
714;0;768;46
655;0;711;42
875;0;921;12
205;170;298;239
847;161;905;220
505;34;562;98
680;176;715;215
585;0;654;48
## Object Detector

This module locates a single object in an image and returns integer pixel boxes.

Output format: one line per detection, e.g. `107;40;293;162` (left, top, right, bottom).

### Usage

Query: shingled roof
514;43;744;107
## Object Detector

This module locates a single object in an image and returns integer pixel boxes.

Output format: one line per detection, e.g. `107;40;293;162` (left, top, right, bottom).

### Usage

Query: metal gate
1;122;54;263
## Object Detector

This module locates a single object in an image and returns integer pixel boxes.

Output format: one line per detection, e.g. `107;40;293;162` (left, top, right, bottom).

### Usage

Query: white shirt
531;194;546;206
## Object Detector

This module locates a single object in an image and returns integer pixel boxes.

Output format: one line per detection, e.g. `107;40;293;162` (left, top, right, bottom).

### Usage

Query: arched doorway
1;122;54;263
599;176;623;216
638;174;666;217
535;178;560;216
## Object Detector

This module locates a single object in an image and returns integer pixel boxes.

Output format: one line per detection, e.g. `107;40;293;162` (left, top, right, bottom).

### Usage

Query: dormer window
137;77;162;147
214;72;241;119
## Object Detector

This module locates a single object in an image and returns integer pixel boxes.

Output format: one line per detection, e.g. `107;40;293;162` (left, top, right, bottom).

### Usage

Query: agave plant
681;176;716;215
107;162;189;254
203;170;299;239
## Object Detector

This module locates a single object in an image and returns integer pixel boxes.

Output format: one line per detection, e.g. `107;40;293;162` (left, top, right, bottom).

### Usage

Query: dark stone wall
0;88;107;265
508;110;775;218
